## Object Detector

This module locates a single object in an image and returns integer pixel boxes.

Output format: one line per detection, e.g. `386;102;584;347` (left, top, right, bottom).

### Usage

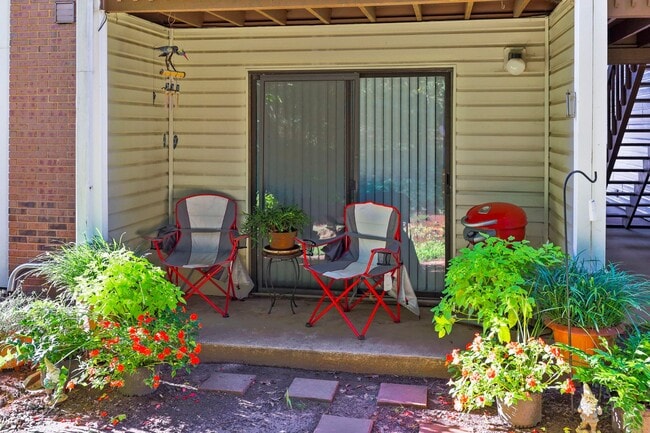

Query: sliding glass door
251;71;450;295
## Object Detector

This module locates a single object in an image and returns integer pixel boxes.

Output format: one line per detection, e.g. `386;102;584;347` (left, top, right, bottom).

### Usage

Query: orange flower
89;349;100;358
65;380;76;391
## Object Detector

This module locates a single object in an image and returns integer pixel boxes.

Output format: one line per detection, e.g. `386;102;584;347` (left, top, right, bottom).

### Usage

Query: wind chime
155;45;188;107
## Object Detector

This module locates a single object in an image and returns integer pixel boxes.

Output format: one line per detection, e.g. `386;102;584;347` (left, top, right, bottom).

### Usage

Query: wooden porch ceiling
100;0;561;28
609;0;650;63
100;0;650;64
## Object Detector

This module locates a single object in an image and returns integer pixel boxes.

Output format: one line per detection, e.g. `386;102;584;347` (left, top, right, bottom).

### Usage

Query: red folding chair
296;202;402;339
152;193;245;317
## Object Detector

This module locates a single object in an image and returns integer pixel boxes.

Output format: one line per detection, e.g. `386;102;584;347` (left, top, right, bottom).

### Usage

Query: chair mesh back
174;195;237;266
345;202;399;265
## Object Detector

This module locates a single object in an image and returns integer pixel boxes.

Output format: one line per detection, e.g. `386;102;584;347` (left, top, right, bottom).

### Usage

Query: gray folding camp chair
152;193;244;317
296;201;402;339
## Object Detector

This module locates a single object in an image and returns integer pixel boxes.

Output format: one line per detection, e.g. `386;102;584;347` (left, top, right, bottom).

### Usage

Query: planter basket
546;321;625;367
496;393;542;428
118;367;157;396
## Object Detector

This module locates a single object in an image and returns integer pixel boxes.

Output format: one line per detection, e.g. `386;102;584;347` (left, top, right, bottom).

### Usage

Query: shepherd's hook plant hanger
562;169;597;409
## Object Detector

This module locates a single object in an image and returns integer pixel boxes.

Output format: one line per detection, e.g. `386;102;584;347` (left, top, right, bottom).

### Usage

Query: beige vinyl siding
107;15;549;251
548;1;575;248
107;16;169;246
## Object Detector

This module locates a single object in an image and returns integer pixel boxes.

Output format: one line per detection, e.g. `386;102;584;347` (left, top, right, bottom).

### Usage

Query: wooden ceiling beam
307;8;332;24
609;0;650;19
359;6;377;22
609;47;650;64
206;10;245;26
256;9;288;25
412;4;422;22
513;0;531;18
101;0;501;13
609;19;650;44
636;27;650;47
464;1;474;20
162;12;205;27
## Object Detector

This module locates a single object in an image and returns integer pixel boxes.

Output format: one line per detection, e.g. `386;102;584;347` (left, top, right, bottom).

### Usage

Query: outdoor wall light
504;47;526;76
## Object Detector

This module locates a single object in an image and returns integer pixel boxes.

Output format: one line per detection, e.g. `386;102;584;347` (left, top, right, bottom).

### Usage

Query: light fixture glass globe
506;57;526;75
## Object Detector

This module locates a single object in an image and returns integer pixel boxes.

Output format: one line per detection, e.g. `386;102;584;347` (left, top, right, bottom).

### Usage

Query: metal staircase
607;64;650;228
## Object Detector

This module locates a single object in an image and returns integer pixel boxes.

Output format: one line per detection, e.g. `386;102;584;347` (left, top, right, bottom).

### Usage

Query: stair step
624;129;650;133
620;142;650;146
608;180;649;184
614;156;650;160
611;168;648;172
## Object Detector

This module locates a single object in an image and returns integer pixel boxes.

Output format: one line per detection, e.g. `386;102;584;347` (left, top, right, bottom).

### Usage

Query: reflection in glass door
252;72;450;295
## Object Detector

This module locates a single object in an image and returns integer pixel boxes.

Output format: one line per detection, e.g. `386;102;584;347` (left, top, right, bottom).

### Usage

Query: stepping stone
377;382;428;408
286;377;338;402
419;423;469;433
313;414;373;433
199;372;256;395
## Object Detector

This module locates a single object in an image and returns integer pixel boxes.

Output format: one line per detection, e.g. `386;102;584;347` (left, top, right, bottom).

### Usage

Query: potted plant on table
241;193;309;250
565;331;650;433
531;256;650;364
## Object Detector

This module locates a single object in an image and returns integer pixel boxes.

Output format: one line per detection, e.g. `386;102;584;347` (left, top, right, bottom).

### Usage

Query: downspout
0;0;9;286
76;0;108;241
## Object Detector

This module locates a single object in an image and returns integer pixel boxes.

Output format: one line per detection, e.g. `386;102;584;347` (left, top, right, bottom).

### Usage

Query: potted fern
241;193;309;250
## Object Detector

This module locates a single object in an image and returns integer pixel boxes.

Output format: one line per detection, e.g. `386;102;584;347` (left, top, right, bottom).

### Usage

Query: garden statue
575;383;602;433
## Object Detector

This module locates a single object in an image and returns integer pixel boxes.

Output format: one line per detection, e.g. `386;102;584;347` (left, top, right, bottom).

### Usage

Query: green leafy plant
565;333;650;432
35;235;124;291
240;193;309;244
431;236;564;342
7;296;89;368
447;333;575;412
532;257;650;332
73;247;185;321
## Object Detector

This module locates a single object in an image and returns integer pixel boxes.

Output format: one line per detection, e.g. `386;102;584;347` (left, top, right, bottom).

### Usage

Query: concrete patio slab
377;382;428;408
313;414;373;433
287;377;338;402
192;296;477;378
198;372;256;395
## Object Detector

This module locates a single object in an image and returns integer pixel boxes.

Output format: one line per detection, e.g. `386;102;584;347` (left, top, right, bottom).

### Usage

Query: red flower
526;376;537;388
561;378;576;394
176;351;185;360
486;367;496;379
189;313;198;321
189;354;200;365
193;344;202;354
177;330;185;340
117;364;124;372
89;349;100;358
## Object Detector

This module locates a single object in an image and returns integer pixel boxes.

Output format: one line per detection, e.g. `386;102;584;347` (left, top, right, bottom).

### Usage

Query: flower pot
268;231;297;250
118;367;156;396
546;321;625;366
612;407;650;433
496;393;542;428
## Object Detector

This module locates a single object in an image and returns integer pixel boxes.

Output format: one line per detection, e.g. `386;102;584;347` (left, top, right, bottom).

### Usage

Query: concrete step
188;295;473;379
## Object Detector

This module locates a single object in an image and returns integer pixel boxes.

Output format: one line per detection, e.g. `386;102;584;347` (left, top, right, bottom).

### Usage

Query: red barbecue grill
461;202;527;244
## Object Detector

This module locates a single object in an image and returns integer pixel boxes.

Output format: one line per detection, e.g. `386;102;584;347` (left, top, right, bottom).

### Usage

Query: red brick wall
8;0;76;270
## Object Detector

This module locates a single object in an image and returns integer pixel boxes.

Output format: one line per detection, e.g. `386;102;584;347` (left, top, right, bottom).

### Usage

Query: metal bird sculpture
155;45;188;72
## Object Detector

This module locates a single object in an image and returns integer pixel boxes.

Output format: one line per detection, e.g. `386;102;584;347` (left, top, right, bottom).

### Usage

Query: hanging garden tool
155;45;188;107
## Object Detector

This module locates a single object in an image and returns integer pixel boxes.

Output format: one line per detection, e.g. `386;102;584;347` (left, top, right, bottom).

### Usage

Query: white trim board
0;0;10;287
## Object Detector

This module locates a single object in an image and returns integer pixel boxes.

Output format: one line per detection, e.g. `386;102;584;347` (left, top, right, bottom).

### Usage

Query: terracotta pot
118;367;157;396
546;321;625;366
612;407;650;433
496;393;542;428
268;231;297;250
